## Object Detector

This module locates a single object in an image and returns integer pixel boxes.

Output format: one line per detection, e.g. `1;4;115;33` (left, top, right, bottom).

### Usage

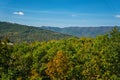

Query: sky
0;0;120;27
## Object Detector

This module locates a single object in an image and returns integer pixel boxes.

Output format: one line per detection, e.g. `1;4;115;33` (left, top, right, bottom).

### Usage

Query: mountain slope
0;22;72;43
41;26;119;37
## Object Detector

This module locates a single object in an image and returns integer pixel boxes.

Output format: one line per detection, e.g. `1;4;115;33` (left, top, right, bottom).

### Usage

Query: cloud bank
13;11;24;15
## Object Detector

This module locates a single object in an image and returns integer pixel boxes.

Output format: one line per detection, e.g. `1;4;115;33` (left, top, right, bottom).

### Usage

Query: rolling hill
41;26;119;37
0;22;73;43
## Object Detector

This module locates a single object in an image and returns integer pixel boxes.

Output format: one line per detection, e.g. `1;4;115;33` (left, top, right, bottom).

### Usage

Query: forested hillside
0;22;72;43
41;26;120;37
0;27;120;80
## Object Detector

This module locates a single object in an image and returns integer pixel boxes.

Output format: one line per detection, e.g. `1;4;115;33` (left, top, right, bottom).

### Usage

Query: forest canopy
0;27;120;80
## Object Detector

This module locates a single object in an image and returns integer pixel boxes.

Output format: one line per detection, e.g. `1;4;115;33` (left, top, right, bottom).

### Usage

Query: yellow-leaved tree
45;50;69;80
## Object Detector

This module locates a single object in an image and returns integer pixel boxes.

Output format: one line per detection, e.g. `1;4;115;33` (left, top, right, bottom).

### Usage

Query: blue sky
0;0;120;27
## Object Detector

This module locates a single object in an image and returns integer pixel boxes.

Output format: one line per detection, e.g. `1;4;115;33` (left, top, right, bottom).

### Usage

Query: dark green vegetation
0;27;120;80
41;26;120;37
0;22;72;43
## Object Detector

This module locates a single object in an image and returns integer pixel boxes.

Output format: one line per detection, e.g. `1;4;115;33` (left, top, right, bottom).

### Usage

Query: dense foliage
0;22;72;43
0;27;120;80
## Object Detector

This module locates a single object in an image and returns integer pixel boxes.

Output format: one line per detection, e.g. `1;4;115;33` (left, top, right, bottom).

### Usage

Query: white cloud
13;11;24;15
71;14;77;17
115;15;120;18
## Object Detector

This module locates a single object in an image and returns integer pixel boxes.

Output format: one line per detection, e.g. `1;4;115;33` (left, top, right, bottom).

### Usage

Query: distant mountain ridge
0;22;73;43
41;26;119;37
